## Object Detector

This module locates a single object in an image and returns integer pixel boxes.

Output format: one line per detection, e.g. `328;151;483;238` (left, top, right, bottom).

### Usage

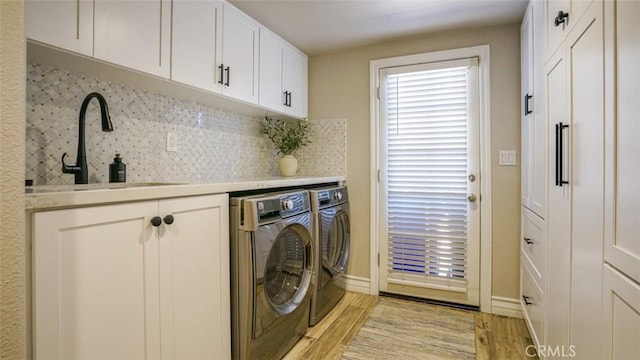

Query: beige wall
0;0;26;358
309;24;522;299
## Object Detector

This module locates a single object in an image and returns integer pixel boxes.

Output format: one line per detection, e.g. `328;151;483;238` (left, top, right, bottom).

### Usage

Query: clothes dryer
230;190;313;360
309;186;350;326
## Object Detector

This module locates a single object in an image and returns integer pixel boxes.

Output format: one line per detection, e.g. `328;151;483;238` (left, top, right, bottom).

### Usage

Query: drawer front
521;206;547;284
521;263;545;347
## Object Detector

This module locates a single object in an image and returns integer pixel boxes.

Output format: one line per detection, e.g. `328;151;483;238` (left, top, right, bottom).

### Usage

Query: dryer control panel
242;190;311;229
310;186;349;211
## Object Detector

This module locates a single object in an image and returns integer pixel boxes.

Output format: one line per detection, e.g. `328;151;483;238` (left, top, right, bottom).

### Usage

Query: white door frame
369;45;493;313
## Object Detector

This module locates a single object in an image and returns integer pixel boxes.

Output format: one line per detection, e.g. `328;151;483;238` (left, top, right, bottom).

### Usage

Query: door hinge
376;86;380;100
377;169;381;183
377;253;380;266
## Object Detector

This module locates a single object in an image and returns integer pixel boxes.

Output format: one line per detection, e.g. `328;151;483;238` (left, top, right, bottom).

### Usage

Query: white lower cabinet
32;194;230;360
602;265;640;360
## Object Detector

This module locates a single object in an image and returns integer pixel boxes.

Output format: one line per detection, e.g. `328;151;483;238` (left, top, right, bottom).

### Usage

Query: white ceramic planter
279;155;298;177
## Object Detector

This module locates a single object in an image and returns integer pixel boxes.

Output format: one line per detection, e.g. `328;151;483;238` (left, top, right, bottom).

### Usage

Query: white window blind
384;58;476;285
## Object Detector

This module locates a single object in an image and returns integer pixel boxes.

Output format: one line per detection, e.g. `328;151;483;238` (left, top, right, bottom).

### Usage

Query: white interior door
378;58;481;306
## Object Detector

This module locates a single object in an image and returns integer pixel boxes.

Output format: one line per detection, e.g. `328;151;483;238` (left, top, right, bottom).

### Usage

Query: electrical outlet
167;131;178;152
499;150;517;166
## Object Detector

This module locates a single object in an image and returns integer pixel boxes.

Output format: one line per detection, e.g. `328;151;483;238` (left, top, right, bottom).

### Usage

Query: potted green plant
261;116;310;177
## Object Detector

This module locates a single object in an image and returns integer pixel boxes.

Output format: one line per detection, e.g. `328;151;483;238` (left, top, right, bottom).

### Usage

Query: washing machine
230;190;313;360
309;186;350;326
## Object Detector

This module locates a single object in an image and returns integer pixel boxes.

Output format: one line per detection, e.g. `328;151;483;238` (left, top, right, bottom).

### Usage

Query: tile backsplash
26;63;346;185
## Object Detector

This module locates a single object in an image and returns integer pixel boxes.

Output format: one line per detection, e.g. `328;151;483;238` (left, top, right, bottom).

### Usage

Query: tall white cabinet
602;0;640;358
32;194;230;360
520;0;548;348
523;0;640;358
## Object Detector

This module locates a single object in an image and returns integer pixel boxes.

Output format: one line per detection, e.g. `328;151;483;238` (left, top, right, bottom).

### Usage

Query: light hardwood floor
284;292;537;360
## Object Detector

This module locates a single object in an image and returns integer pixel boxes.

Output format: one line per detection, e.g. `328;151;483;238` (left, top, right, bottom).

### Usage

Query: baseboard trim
341;275;372;294
491;296;523;318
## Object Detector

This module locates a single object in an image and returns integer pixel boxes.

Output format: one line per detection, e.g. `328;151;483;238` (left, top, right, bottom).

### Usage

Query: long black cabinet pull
525;94;533;115
555;122;570;187
224;66;230;87
522;295;533;305
218;64;224;85
287;91;292;107
283;91;289;106
523;237;534;245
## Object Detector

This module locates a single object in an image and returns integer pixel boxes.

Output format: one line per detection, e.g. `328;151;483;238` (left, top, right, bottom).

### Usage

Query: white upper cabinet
94;0;172;78
220;3;259;104
282;43;308;118
26;0;94;56
546;0;593;59
259;28;308;119
171;0;223;93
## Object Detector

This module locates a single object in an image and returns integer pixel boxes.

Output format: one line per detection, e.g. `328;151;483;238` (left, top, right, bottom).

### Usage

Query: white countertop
25;175;345;210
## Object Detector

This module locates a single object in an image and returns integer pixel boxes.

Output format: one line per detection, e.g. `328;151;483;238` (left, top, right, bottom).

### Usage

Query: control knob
282;199;294;211
333;191;343;201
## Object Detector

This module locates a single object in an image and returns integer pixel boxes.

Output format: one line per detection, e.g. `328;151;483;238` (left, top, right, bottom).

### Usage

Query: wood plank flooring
284;292;537;360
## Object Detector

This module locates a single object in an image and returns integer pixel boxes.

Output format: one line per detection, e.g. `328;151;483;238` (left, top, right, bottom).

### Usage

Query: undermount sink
26;182;187;193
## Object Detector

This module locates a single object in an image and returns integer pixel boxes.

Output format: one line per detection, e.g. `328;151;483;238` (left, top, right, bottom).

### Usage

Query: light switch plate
499;150;517;166
167;131;178;152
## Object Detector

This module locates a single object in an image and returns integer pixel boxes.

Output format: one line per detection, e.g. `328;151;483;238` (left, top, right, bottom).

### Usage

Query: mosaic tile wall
26;63;346;185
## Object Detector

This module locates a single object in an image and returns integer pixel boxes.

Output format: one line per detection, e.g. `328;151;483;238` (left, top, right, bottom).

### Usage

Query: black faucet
62;92;114;184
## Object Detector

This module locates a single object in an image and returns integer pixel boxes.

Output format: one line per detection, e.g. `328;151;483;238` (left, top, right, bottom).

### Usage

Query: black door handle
283;91;289;106
523;237;534;245
522;295;533;305
524;94;533;115
218;64;224;85
288;91;292;107
558;122;569;186
224;66;230;86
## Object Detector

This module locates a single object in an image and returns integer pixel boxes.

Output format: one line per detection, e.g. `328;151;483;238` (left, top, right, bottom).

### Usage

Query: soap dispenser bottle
109;153;126;183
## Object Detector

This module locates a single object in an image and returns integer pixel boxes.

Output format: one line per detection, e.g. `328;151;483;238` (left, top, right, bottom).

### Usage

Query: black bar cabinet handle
522;295;533;305
224;66;230;86
555;123;560;186
525;94;533;115
523;237;534;245
218;64;224;85
287;91;292;107
559;123;569;185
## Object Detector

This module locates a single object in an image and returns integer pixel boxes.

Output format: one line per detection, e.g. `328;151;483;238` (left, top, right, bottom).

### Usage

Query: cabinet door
530;0;547;218
172;0;223;93
521;2;534;208
545;44;571;353
259;28;285;111
604;0;640;285
283;44;308;119
567;3;605;357
33;201;160;360
158;194;230;360
94;0;171;78
221;3;259;103
602;265;640;360
546;0;593;58
26;0;93;56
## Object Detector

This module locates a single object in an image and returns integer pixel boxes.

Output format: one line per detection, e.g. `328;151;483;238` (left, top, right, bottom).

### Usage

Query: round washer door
321;204;351;275
263;223;312;316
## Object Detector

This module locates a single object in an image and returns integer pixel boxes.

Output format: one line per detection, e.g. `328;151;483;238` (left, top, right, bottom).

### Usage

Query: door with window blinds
379;58;480;306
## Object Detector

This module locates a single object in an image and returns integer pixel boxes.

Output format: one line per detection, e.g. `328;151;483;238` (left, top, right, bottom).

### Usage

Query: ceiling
230;0;528;56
